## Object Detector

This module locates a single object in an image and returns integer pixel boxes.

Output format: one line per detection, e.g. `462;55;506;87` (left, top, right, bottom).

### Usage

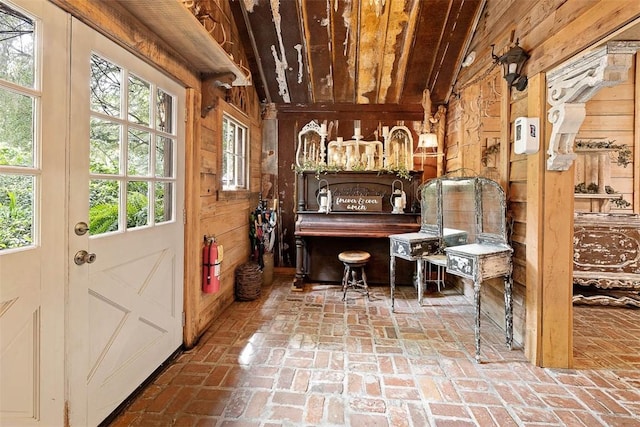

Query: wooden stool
338;250;371;301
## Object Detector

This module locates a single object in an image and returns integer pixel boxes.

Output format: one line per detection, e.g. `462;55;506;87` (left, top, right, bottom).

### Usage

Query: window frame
221;113;249;191
88;52;179;237
0;3;39;253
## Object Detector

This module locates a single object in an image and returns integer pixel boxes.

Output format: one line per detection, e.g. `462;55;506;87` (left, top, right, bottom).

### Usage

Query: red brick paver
109;273;640;426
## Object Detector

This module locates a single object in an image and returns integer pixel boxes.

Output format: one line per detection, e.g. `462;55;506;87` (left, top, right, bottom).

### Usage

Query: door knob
74;250;97;265
74;221;89;236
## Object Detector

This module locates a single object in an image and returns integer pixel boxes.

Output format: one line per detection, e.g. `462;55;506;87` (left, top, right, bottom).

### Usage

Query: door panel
67;19;185;426
0;1;67;425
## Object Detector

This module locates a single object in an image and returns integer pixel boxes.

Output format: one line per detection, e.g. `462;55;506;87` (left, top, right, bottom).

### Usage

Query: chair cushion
425;254;447;266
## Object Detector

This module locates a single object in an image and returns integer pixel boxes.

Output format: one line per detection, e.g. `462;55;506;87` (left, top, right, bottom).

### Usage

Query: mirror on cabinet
295;120;326;169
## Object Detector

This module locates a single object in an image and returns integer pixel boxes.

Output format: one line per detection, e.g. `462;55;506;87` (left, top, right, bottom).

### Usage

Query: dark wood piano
294;170;423;288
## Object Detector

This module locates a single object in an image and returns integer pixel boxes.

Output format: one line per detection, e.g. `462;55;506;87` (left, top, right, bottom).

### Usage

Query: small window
222;114;248;190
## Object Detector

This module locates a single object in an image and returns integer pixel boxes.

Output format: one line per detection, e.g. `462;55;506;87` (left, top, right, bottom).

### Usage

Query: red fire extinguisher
202;236;223;293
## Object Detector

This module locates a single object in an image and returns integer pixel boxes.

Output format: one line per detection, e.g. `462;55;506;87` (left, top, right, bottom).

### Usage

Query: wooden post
634;55;640;213
525;74;544;364
526;73;573;367
183;88;201;348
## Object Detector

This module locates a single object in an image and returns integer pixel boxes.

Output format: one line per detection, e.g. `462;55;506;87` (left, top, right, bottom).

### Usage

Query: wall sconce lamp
492;39;529;91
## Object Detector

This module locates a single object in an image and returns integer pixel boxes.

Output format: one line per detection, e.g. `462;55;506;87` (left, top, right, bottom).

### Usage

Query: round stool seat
338;251;371;301
338;250;371;264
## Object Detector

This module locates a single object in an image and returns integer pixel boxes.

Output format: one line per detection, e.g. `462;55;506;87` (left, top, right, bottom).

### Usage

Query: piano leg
293;236;306;289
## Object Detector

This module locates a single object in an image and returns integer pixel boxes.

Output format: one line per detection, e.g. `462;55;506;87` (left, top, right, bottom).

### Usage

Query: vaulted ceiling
230;0;484;108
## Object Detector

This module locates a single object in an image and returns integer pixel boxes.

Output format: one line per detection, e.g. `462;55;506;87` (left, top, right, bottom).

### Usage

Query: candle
320;123;327;134
382;126;389;138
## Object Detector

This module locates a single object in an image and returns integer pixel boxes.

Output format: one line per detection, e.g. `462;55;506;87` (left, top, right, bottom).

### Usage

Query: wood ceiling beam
381;0;421;104
331;0;358;103
301;0;332;103
275;102;423;120
231;0;272;103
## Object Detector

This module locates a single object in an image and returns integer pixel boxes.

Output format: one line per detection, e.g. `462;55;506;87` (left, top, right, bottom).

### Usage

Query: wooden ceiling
230;0;483;108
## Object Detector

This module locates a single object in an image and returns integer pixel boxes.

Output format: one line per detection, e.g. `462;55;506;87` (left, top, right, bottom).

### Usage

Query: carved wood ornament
546;41;640;171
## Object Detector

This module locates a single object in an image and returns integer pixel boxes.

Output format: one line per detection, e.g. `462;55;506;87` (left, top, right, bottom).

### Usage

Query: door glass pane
128;74;150;126
89;53;177;233
155;182;172;223
0;88;34;167
128;128;150;176
90;118;121;174
155;136;173;178
89;179;120;235
0;3;37;252
127;180;148;229
156;88;173;133
90;54;121;117
0;174;34;249
0;6;35;87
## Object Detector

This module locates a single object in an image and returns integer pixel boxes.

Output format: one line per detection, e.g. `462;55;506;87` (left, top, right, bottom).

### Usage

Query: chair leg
342;263;370;301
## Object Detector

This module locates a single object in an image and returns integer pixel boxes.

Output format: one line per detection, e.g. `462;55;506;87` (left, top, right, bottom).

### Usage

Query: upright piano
293;170;423;288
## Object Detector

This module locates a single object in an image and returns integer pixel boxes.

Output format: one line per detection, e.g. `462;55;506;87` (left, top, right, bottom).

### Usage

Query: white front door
0;1;68;425
65;20;185;426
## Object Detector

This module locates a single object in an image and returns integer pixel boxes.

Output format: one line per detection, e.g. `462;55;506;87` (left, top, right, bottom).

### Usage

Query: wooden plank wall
574;64;636;214
449;0;640;366
189;95;263;345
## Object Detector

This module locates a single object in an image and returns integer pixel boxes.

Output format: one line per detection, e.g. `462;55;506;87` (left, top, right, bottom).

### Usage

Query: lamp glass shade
498;43;529;87
418;132;438;148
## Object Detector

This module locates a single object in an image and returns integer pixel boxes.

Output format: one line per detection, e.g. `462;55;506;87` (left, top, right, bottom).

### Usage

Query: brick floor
108;272;640;426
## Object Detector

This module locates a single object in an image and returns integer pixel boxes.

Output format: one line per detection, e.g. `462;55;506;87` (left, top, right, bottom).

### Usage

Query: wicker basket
235;262;262;301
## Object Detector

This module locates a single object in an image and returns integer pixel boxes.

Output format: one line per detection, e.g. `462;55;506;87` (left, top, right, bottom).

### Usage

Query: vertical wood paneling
574;66;636;214
508;85;528;347
192;97;261;341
